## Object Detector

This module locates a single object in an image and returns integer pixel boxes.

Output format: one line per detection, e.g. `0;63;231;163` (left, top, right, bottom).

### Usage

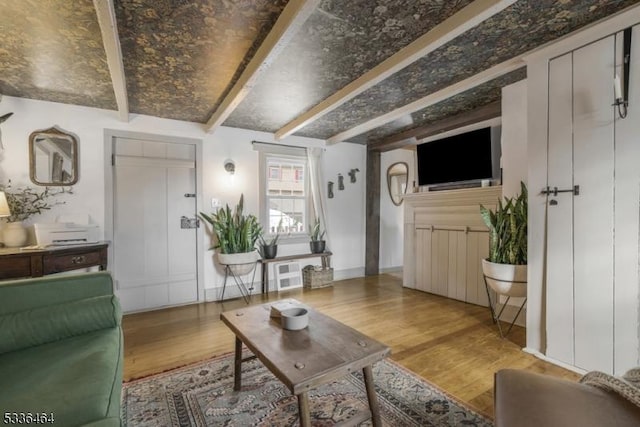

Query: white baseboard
522;348;587;375
204;280;261;302
333;267;365;281
379;266;402;274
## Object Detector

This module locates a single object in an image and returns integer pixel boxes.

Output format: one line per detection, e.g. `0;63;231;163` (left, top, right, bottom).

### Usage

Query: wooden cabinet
0;243;108;280
404;187;500;306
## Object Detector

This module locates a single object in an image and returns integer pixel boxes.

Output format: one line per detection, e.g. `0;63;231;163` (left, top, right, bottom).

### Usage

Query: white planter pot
218;251;259;276
481;259;527;298
3;222;28;248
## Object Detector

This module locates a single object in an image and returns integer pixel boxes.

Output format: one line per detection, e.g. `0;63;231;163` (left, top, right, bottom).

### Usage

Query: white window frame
256;143;312;244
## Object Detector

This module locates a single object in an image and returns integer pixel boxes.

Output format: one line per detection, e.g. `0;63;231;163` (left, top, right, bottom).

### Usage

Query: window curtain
306;147;330;249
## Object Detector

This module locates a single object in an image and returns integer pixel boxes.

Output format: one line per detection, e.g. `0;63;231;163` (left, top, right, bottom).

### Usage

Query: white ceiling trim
326;57;525;145
274;0;517;140
204;0;322;133
93;0;129;122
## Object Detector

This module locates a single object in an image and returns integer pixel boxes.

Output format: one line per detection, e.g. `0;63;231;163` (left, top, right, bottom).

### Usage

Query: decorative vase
3;222;28;248
218;251;259;276
481;259;527;298
262;244;278;259
310;240;326;254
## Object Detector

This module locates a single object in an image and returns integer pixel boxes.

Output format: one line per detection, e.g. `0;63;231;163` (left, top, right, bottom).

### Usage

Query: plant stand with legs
220;261;258;304
483;274;527;338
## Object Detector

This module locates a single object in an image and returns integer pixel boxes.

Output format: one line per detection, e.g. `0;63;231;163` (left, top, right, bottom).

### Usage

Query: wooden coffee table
220;299;391;427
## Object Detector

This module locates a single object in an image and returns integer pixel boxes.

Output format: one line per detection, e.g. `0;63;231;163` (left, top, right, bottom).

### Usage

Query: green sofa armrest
0;294;122;354
0;272;115;315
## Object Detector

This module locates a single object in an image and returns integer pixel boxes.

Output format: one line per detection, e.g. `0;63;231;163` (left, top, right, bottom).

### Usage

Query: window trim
257;144;311;244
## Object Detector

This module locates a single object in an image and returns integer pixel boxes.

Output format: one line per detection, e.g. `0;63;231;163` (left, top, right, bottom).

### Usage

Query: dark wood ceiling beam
369;101;501;152
93;0;129;122
205;0;321;133
327;58;523;145
275;0;517;141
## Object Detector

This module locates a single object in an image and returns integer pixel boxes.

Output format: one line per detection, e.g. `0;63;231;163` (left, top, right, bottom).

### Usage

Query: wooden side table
259;252;332;293
0;243;108;280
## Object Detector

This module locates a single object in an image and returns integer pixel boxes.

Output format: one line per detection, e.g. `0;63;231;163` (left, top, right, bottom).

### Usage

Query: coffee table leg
234;336;242;391
363;365;382;427
297;392;311;427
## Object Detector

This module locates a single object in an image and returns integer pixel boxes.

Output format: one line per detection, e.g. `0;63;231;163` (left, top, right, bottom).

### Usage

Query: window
256;143;310;241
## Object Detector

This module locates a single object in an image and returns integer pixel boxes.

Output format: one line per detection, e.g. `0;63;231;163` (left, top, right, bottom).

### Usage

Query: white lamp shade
0;191;11;218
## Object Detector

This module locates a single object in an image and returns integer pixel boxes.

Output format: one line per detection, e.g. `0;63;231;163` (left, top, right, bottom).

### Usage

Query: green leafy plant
199;194;262;254
480;182;527;265
308;218;326;242
1;181;70;223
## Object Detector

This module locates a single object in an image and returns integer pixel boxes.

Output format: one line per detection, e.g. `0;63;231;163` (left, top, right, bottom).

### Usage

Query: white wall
0;96;366;299
379;149;415;271
501;80;528;198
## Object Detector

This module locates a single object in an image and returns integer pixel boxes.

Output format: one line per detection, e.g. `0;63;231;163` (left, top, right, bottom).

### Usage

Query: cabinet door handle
71;256;86;264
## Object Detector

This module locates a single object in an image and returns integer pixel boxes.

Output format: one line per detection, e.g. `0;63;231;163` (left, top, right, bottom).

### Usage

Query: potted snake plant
479;182;527;298
200;194;262;275
258;218;283;260
308;218;326;254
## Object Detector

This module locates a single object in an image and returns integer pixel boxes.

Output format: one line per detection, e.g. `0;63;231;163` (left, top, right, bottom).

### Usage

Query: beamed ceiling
1;0;638;150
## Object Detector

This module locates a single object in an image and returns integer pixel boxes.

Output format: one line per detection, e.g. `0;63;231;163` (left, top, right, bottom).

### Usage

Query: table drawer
43;250;104;274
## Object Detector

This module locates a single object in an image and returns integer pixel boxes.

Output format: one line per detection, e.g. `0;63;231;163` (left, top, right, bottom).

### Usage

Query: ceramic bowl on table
280;308;309;331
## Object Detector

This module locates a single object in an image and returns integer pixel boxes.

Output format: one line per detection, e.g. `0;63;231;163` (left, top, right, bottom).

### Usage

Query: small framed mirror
29;127;78;186
387;162;409;206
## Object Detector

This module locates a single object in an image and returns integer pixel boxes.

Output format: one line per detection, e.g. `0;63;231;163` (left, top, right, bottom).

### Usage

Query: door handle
541;185;580;196
549;199;558;206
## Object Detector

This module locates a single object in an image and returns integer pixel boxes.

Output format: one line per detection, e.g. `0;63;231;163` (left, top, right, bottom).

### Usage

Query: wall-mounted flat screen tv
417;127;498;187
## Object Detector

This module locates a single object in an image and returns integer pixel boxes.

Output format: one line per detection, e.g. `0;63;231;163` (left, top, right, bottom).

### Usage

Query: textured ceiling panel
222;0;474;132
348;67;526;145
0;0;116;109
297;0;637;140
115;0;288;123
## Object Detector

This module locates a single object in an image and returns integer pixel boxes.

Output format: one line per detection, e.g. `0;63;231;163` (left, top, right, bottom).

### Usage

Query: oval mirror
29;126;78;186
387;161;409;206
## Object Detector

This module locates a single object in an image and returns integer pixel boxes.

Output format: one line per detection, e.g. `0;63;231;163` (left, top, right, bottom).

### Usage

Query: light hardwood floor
122;273;579;417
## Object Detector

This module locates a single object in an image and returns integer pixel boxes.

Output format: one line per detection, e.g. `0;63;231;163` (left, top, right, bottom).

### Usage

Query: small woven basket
302;265;333;289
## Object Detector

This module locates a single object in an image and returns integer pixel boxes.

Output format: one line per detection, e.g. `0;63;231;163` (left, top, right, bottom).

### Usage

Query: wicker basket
302;265;333;289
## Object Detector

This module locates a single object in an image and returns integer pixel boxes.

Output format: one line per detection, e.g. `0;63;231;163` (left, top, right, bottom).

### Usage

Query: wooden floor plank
122;273;579;416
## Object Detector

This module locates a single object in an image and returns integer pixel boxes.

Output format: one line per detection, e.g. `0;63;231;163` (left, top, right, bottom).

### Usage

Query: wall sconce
613;27;632;119
224;159;235;175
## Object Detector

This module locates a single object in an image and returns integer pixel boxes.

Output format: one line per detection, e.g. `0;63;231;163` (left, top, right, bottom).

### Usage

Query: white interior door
113;137;198;312
546;36;616;373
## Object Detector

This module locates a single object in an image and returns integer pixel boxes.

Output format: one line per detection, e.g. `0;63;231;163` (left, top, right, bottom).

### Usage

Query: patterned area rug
122;353;493;426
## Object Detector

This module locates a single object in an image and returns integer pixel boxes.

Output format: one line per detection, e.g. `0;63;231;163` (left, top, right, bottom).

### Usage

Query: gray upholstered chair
494;369;640;427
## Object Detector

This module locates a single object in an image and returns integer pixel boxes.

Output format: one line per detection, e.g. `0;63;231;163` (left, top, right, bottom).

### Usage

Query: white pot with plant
0;182;69;248
308;218;326;254
479;182;527;298
200;194;262;276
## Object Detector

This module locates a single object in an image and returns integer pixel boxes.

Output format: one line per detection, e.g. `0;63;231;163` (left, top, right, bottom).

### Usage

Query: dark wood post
365;148;380;276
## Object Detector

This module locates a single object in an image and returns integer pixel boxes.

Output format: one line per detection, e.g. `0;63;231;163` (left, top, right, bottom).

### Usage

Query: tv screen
417;127;493;186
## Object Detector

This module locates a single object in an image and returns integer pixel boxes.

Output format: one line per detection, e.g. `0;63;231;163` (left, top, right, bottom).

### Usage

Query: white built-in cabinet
403;187;501;307
545;25;640;374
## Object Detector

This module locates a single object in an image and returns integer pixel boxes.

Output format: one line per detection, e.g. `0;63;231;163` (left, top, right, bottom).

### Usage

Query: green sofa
0;272;123;426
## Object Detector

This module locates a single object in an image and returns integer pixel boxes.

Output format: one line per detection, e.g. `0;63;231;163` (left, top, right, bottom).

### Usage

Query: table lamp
0;191;11;218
